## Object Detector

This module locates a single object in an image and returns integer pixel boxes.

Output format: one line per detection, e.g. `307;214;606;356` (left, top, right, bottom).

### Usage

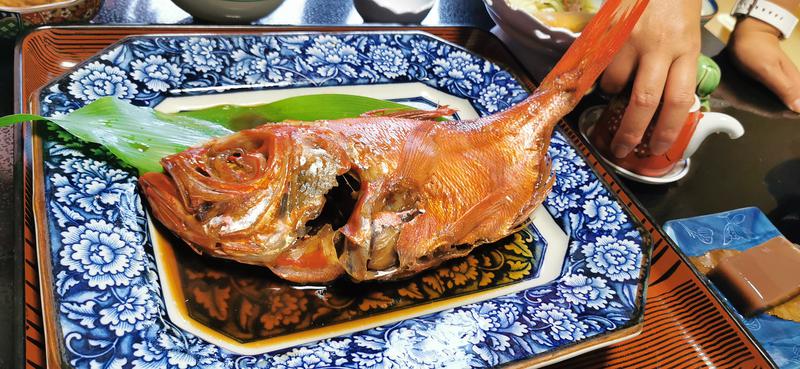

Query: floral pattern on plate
37;32;647;369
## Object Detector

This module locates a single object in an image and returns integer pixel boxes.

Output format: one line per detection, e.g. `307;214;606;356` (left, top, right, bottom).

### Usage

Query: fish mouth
304;171;360;239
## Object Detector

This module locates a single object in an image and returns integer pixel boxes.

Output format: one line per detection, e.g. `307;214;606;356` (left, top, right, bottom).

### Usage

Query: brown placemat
16;25;773;369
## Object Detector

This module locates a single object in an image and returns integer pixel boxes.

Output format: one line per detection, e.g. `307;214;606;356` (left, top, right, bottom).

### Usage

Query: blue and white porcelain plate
34;32;650;369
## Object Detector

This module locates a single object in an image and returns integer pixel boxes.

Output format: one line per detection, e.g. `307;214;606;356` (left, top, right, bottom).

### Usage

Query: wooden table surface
0;1;798;368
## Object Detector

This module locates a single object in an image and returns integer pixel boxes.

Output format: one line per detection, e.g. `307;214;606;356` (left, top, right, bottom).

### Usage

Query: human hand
729;17;800;113
599;0;702;158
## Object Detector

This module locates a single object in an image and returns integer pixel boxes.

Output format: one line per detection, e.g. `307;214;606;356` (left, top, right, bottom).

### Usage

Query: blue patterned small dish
665;207;800;369
33;31;651;368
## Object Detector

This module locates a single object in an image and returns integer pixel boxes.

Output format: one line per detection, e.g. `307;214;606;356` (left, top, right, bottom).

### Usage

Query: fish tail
540;0;649;95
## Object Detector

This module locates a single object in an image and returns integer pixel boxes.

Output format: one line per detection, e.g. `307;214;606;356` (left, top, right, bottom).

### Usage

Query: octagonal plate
33;32;650;368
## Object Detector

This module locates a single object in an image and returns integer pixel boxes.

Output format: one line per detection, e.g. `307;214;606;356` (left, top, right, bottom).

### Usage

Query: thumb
777;55;800;112
758;52;800;113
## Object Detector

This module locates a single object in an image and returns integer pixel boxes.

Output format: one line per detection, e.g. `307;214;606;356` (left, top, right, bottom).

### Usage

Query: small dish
0;0;101;38
353;0;435;24
578;106;691;184
664;207;799;368
169;0;283;24
701;0;719;25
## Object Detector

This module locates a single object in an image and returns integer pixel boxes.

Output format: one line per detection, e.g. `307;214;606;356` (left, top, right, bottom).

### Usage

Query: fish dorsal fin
360;106;457;121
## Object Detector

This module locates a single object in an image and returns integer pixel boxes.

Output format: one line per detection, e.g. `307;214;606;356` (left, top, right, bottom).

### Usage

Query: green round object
696;54;721;98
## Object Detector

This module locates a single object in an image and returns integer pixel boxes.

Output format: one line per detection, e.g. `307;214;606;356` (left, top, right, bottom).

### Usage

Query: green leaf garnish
0;94;411;174
175;94;412;130
0;97;234;173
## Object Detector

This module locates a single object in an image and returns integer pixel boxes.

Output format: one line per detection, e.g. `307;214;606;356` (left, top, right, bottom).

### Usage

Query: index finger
610;54;670;158
649;54;698;155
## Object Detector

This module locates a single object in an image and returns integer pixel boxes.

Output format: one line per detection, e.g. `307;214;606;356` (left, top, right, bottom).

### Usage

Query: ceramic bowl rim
0;0;83;14
487;0;581;38
485;0;721;40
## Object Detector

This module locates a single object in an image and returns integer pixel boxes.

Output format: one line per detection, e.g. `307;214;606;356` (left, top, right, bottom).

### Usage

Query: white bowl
170;0;284;24
354;0;435;24
484;0;719;53
484;0;581;53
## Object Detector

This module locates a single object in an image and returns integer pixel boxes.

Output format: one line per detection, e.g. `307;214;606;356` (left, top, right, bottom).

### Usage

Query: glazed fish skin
140;0;649;283
141;112;449;283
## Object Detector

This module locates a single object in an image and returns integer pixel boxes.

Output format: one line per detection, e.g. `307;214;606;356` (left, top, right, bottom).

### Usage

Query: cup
588;93;744;178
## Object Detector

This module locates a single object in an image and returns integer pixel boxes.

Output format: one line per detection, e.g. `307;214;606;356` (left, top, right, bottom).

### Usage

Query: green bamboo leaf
0;94;412;174
175;94;412;130
0;97;233;173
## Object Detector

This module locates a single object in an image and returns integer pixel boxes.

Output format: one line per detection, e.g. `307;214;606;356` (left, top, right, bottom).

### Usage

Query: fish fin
512;154;555;227
360;106;457;120
392;120;440;183
448;190;514;244
540;0;650;95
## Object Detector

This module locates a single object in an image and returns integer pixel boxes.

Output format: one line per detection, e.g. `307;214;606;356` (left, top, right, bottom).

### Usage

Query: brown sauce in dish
156;224;546;343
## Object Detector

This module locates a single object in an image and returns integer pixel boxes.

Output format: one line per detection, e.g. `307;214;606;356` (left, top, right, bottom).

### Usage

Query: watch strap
733;0;799;38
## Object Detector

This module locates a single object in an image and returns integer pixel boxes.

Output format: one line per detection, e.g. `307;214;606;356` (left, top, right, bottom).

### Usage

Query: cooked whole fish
140;0;649;283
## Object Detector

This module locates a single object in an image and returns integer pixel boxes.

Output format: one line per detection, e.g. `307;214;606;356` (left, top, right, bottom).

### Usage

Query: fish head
139;125;353;267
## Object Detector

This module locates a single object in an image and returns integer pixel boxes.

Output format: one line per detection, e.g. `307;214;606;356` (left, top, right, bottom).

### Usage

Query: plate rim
31;29;653;367
29;28;652;369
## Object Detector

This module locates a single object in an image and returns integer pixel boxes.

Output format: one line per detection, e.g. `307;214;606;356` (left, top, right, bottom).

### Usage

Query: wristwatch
732;0;799;38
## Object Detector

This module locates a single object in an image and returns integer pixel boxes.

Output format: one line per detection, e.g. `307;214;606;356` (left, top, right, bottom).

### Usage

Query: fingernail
612;144;633;158
790;98;800;113
650;140;671;156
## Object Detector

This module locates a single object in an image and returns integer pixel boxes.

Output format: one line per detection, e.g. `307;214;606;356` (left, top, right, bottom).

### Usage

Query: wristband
732;0;798;38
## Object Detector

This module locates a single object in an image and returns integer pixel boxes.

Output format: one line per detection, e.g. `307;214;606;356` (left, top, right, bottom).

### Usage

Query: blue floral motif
408;37;441;64
99;285;155;336
583;236;642;282
181;37;226;73
271;343;350;369
383;325;479;369
549;145;589;191
547;190;580;213
230;42;291;84
558;274;615;309
368;44;409;79
453;302;529;366
305;35;360;80
528;303;589;342
582;195;628;231
67;61;138;102
131;55;183;92
352;328;421;368
38;33;647;369
59;219;145;289
477;83;510;113
132;325;227;369
432;51;484;95
53;158;135;215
